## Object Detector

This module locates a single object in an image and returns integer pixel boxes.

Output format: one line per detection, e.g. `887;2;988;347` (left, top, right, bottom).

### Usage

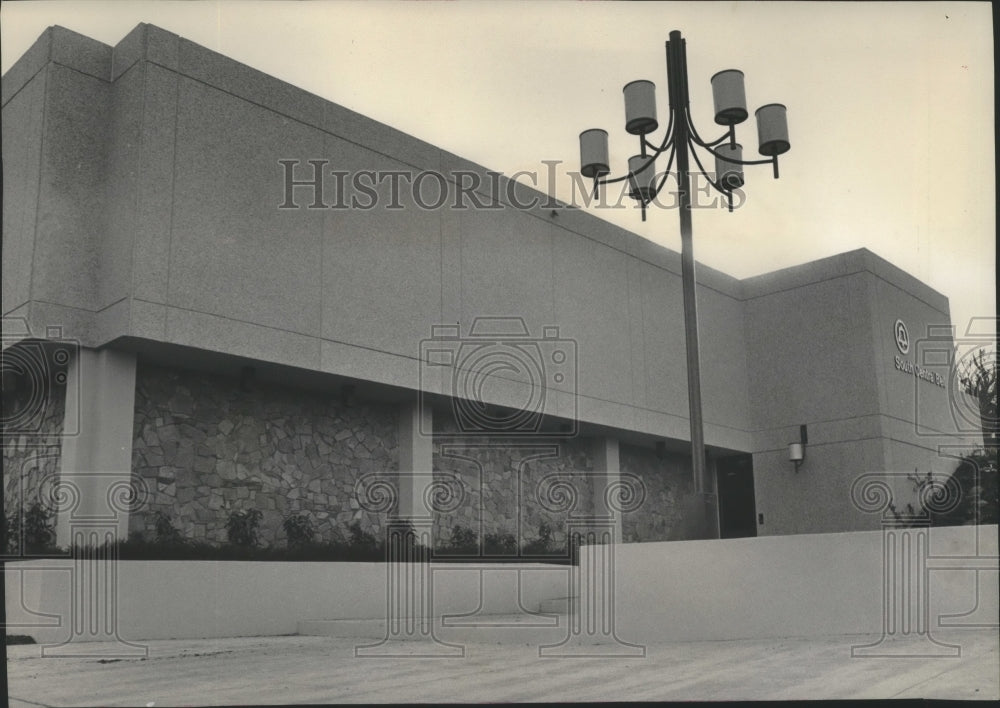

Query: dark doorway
716;454;757;539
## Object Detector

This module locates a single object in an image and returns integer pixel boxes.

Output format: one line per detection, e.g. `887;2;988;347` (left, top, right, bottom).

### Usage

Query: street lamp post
579;30;790;538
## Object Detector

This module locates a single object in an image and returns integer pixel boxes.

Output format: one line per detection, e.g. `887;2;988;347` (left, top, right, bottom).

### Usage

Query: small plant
5;502;57;554
4;509;17;554
225;509;263;547
521;521;553;556
24;502;56;551
484;531;518;555
153;511;185;545
283;513;315;549
445;524;478;554
896;458;998;527
451;525;478;549
348;520;378;549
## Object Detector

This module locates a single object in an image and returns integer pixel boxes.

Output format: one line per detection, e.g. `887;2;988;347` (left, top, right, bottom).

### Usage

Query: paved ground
6;628;998;705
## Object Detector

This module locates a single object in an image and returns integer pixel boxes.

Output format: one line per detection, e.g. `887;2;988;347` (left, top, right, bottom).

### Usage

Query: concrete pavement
6;628;998;705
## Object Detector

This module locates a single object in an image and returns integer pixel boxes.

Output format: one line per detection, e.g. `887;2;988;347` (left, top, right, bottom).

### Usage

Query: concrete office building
2;24;978;552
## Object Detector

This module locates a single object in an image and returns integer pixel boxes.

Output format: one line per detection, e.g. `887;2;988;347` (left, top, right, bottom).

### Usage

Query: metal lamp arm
704;147;776;168
685;108;734;149
643;104;675;153
686;136;729;196
597;103;676;189
596;134;675;187
651;141;678;196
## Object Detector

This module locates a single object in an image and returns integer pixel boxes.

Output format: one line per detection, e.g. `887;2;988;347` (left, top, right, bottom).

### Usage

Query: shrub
225;509;263;547
153;511;185;545
348;520;378;549
521;521;553;556
4;502;57;555
444;525;478;554
282;513;316;549
898;452;999;526
484;532;518;555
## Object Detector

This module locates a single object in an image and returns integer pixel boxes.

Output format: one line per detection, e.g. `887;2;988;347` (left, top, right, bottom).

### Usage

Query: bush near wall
2;378;64;540
5;504;573;563
894;450;1000;525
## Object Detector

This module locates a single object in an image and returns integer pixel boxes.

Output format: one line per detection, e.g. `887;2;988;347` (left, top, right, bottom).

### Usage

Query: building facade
2;24;978;550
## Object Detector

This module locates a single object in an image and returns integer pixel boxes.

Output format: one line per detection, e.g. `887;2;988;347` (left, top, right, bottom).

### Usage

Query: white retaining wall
580;524;998;644
7;525;996;645
4;560;569;643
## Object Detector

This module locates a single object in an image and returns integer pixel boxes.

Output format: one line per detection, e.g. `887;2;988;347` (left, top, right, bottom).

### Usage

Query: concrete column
396;397;434;522
357;398;461;655
591;436;623;543
46;347;146;656
55;347;139;546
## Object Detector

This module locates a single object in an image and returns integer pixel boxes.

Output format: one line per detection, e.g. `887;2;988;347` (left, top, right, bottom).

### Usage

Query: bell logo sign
894;319;910;355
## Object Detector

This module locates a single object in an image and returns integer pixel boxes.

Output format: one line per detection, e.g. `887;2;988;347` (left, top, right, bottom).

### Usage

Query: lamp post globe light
578;30;790;538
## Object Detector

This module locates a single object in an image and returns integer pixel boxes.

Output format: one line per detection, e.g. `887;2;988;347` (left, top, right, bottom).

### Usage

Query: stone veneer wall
619;444;698;542
2;356;65;530
130;362;398;546
431;426;596;550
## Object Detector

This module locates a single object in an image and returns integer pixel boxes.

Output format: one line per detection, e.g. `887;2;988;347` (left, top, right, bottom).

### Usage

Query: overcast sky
2;1;994;335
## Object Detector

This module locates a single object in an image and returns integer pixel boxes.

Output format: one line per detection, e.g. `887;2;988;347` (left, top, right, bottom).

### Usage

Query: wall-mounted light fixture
789;424;808;472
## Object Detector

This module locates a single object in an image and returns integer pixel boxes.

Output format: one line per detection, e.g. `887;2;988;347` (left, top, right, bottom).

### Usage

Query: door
716;454;757;538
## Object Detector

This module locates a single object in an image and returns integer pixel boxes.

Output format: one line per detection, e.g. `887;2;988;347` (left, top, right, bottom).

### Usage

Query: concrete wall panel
320;138;444;357
639;261;689;418
99;61;143;310
458;207;556;332
753;437;886;535
32;65;111;312
1;68;46;315
551;228;633;405
169;77;325;335
131;63;179;303
698;284;751;433
744;271;881;432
